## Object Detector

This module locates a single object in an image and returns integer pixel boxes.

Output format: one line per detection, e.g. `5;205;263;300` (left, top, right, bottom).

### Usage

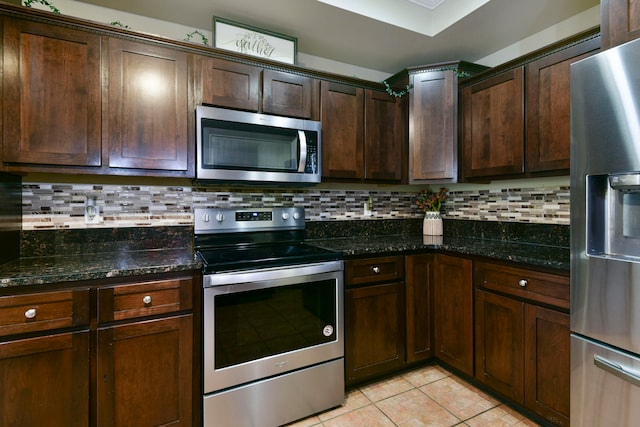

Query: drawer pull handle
142;295;152;305
24;308;37;319
518;279;528;287
372;266;381;274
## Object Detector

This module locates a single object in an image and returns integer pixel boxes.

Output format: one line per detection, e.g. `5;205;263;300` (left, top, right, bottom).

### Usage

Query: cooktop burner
194;207;341;273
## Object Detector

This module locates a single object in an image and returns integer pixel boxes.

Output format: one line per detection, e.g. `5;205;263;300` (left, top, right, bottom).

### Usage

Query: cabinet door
345;282;405;385
602;0;640;48
462;67;524;179
106;38;190;173
97;314;193;427
263;69;318;119
409;70;456;182
197;56;261;111
434;254;473;375
320;81;364;180
475;289;524;403
2;17;101;168
0;331;89;427
405;254;433;363
526;36;601;173
364;89;404;182
524;304;570;426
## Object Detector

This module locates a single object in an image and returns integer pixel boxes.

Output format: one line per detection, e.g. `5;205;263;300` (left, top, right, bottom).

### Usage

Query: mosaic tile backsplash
21;182;570;230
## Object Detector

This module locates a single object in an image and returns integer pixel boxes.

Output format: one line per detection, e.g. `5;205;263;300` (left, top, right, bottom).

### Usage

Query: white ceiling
72;0;599;74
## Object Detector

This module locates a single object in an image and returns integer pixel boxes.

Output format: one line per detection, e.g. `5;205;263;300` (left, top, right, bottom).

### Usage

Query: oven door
203;261;344;394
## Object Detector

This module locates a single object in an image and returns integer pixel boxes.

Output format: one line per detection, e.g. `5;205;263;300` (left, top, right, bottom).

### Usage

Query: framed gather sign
213;17;297;65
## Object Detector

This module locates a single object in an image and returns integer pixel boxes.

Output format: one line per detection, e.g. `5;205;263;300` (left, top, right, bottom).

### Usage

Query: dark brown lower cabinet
474;289;570;426
524;304;570;427
0;331;90;427
0;272;197;427
345;254;433;386
475;289;524;402
345;281;406;385
405;253;433;363
97;315;193;426
433;254;474;376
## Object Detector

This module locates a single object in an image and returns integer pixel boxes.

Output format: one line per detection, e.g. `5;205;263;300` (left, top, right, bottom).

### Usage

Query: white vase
423;211;443;236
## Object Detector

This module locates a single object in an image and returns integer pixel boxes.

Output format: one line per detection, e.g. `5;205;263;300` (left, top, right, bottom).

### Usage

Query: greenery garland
110;21;131;29
185;30;209;46
23;0;60;13
383;80;413;98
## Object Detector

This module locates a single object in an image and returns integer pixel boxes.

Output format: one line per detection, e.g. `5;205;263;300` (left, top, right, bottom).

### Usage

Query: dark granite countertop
0;220;569;289
0;236;567;290
308;234;569;272
0;248;200;288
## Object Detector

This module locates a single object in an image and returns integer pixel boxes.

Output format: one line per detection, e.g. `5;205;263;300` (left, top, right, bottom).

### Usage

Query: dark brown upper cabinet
387;61;487;184
321;81;405;183
2;17;102;169
364;89;405;182
601;0;640;49
106;37;190;174
461;28;600;181
462;67;525;179
526;33;601;173
194;56;319;119
321;82;365;180
1;11;193;177
263;69;319;119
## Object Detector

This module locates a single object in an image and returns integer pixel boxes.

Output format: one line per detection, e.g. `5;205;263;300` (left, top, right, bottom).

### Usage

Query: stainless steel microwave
196;106;321;184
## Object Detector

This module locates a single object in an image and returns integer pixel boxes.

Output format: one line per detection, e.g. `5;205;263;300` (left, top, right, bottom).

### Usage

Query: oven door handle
297;130;307;173
594;354;640;388
203;261;343;288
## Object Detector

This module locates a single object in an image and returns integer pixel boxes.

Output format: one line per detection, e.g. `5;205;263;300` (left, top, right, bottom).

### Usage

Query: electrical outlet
85;196;102;224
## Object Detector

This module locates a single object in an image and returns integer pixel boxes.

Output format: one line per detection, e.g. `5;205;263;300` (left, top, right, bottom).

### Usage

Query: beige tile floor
286;365;541;427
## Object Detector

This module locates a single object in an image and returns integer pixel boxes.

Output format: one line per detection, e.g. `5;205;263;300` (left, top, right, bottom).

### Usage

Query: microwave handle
297;130;307;172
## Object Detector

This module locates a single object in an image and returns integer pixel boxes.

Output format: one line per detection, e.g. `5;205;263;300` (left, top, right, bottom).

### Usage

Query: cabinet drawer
345;255;404;286
99;276;193;323
474;262;569;309
0;289;90;338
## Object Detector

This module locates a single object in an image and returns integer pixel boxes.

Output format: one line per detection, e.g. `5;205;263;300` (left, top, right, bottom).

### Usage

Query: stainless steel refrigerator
571;37;640;425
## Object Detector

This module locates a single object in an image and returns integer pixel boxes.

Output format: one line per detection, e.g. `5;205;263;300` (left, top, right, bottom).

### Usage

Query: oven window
214;279;337;369
202;119;299;172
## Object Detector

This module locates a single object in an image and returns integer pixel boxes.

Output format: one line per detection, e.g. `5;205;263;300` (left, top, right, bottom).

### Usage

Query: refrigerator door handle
594;354;640;388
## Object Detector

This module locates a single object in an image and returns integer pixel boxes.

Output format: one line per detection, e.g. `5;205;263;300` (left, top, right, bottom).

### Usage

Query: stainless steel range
195;207;344;427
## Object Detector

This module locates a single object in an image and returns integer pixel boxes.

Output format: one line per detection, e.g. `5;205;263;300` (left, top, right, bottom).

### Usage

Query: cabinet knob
143;295;152;305
518;279;528;287
24;308;37;319
372;266;381;274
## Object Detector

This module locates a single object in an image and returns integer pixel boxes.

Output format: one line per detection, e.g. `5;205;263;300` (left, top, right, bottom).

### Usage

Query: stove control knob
215;213;225;223
281;212;290;221
293;212;301;220
202;214;210;223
